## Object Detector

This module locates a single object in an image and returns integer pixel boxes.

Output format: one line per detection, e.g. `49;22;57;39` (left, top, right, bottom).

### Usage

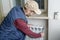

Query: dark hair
24;6;27;10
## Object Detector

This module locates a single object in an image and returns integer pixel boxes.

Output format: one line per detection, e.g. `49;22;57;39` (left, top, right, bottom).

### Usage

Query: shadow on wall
0;16;4;24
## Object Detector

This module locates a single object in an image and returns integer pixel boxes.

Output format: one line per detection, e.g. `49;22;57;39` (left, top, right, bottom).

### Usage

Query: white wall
1;0;16;17
9;0;16;8
1;0;11;17
48;0;60;19
49;20;60;40
48;0;60;40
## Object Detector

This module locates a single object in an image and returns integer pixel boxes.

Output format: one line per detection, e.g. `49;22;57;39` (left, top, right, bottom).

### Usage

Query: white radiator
25;36;43;40
25;25;44;40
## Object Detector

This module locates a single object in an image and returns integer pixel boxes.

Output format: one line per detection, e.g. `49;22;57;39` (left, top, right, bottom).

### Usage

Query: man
0;0;44;40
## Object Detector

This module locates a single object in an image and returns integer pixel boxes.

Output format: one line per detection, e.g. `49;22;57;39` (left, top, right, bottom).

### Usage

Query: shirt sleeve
14;18;41;38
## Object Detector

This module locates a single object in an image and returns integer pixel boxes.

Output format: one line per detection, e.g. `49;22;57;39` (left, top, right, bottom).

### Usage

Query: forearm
14;18;41;38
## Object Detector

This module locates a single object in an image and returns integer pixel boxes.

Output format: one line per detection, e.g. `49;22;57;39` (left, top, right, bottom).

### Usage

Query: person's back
0;5;27;40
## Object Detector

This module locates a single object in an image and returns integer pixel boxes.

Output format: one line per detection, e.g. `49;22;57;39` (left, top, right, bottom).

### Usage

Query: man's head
24;0;41;17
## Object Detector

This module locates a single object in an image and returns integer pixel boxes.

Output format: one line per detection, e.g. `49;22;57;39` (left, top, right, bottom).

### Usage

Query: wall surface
1;0;11;16
48;0;60;40
49;20;60;40
0;0;2;24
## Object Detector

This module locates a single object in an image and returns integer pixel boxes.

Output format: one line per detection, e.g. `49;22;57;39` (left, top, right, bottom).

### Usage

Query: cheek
30;12;35;15
26;10;30;14
28;11;31;14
